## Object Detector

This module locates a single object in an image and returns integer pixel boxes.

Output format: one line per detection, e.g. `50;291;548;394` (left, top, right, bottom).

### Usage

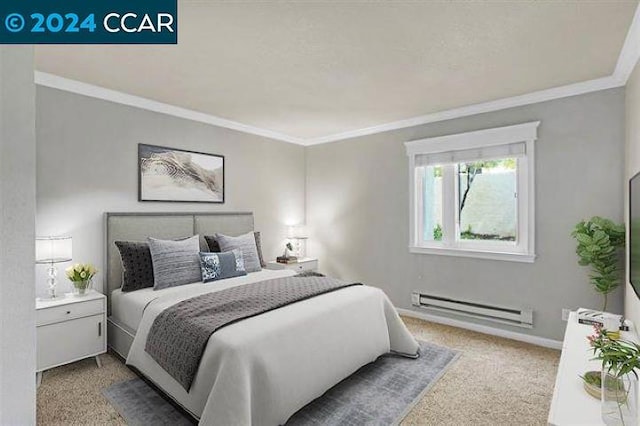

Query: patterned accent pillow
199;249;247;283
148;235;202;290
114;241;155;292
214;232;262;273
205;231;266;268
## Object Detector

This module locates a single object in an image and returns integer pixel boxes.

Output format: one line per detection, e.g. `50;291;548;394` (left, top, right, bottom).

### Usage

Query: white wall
307;88;625;341
625;62;640;327
36;87;306;297
0;47;36;424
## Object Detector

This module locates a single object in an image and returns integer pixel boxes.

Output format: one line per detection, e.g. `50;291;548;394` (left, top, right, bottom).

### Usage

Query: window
405;122;538;262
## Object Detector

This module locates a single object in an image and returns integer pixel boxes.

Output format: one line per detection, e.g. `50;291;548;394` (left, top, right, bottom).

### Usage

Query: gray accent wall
0;47;36;424
306;88;625;341
36;87;305;297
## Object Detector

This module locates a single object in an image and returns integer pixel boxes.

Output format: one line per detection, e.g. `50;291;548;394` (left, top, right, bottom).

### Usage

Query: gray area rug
103;341;459;426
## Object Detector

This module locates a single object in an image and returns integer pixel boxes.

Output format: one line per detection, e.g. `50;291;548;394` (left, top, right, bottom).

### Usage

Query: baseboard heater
411;292;533;328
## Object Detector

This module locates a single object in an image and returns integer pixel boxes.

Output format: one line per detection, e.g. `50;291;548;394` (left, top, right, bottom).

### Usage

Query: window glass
421;165;443;241
457;159;517;242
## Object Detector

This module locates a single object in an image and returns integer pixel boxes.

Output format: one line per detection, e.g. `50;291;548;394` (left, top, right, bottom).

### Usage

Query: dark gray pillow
214;232;262;272
253;232;267;268
204;235;221;252
148;235;202;290
199;249;247;283
205;231;266;268
114;241;154;292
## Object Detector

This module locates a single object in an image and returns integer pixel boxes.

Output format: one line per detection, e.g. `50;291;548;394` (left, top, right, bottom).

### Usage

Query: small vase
72;279;92;296
602;368;638;425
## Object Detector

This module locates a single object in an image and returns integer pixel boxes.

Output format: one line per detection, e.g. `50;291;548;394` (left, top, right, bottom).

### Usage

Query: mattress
110;268;296;332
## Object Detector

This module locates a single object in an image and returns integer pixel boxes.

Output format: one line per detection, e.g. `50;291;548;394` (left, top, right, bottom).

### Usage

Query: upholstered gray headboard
105;212;254;314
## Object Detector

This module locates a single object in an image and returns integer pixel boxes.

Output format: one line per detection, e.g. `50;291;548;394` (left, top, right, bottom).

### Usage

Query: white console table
548;312;637;425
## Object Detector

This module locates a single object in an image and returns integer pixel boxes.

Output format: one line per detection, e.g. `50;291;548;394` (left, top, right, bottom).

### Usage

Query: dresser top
36;290;105;310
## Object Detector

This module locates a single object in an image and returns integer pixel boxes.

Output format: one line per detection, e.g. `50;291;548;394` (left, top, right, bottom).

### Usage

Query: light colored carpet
36;316;560;425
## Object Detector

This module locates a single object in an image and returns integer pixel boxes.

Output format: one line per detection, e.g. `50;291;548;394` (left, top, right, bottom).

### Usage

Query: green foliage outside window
433;224;442;241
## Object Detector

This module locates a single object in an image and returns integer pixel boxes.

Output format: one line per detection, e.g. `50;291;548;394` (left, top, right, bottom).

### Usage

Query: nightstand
266;257;318;273
36;290;107;386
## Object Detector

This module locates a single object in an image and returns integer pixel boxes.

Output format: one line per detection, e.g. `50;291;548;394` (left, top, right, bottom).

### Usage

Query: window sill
409;245;536;263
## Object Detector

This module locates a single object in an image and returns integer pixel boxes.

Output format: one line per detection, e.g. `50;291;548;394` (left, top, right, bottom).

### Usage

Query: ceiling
36;1;638;142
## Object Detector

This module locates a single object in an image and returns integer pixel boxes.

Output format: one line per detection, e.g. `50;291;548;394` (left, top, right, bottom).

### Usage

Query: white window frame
405;121;538;263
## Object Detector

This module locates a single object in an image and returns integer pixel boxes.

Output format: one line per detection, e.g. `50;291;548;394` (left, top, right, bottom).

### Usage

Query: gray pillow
148;235;202;290
199;249;247;283
253;232;267;268
204;231;266;267
214;232;262;272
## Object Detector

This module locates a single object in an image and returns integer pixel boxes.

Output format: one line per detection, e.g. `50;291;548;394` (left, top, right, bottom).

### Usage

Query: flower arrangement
65;263;98;295
586;324;640;425
588;324;640;380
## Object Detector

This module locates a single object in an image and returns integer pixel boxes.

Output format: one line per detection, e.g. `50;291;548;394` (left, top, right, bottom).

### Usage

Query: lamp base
47;265;58;299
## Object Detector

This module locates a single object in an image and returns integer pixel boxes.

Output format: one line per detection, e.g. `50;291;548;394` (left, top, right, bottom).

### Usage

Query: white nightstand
36;290;107;385
266;257;319;273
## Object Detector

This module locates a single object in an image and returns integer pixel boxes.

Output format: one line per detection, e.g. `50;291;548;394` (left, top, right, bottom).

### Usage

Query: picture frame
138;144;225;203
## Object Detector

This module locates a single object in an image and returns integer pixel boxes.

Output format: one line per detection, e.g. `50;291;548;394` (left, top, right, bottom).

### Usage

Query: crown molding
304;2;640;146
34;71;305;146
304;76;622;146
613;1;640;85
35;71;625;148
35;2;640;147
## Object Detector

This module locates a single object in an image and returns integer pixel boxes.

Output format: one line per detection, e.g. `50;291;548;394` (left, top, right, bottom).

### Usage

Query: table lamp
287;225;308;258
36;236;72;299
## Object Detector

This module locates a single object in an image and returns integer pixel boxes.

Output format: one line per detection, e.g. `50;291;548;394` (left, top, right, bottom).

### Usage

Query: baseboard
396;307;563;350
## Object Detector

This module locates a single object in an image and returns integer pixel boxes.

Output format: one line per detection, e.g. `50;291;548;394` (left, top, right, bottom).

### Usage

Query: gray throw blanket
145;275;361;391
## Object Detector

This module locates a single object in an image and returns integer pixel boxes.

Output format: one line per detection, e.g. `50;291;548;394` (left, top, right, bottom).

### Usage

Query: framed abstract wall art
138;144;225;203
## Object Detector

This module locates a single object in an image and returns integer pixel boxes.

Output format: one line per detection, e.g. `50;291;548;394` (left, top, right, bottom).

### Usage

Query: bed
105;212;419;425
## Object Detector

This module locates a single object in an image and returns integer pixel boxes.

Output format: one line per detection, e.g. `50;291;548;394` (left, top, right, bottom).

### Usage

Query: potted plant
571;217;625;311
65;263;98;296
586;325;640;425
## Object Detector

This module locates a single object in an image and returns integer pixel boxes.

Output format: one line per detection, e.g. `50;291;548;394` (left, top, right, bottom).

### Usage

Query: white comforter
126;270;419;426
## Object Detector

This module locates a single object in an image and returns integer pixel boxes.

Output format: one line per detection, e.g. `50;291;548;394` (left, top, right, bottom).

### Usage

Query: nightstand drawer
266;258;319;272
36;299;104;326
37;314;105;371
292;261;317;272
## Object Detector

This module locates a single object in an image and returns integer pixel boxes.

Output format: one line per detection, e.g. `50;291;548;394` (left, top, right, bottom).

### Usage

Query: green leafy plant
571;217;625;311
587;325;640;424
589;326;640;380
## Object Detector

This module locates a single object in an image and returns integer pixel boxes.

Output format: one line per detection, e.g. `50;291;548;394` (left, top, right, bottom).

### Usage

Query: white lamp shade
35;236;72;264
287;225;308;239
